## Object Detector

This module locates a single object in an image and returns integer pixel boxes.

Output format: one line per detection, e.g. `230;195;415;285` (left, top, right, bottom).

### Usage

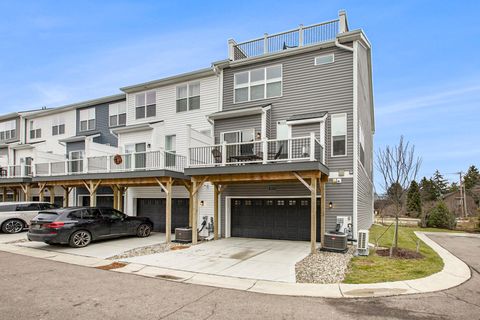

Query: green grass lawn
343;224;459;284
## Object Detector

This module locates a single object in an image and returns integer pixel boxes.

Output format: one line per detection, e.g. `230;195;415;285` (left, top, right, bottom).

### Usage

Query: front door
69;151;84;173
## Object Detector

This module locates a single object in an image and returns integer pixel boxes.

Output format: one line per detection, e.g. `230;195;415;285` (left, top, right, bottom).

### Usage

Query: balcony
33;150;186;177
0;165;33;178
228;10;349;62
188;135;324;168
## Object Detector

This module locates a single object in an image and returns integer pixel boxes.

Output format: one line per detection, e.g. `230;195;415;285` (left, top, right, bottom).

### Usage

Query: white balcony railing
188;134;324;168
0;150;186;179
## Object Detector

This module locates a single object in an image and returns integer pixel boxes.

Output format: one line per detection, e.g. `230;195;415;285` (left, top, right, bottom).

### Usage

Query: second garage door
137;198;189;232
231;198;321;241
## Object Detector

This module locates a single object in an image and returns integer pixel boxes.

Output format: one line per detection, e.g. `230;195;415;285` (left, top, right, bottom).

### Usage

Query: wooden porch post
112;185;119;210
20;184;32;202
38;183;46;202
62;186;71;207
192;179;198;244
118;187;125;212
48;187;55;204
188;188;193;228
12;188;18;202
310;176;317;254
83;180;101;207
166;179;173;243
2;188;6;202
213;184;219;240
320;177;326;249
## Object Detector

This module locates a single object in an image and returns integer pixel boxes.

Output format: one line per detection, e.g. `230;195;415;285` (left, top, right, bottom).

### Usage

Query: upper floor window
176;82;200;112
234;65;282;103
331;113;347;157
135;91;156;119
79;108;96;132
109;101;127;127
52;117;65;136
165;135;176;152
29;121;41;139
0;120;16;141
314;54;334;66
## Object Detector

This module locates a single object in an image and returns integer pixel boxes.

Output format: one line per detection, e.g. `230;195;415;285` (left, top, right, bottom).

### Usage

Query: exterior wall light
328;201;333;209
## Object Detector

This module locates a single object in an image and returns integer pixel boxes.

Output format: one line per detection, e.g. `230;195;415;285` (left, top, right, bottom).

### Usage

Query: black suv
27;207;154;248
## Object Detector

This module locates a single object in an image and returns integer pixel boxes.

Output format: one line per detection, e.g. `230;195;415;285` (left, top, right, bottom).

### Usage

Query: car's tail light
44;222;65;229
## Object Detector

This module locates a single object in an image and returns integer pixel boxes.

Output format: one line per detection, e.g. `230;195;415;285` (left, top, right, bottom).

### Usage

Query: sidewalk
0;232;471;298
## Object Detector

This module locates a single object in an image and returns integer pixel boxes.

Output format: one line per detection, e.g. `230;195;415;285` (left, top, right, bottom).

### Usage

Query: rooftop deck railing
188;134;324;168
230;19;340;61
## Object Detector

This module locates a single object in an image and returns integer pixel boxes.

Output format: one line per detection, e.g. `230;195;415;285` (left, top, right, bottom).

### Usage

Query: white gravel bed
295;246;355;284
108;242;191;260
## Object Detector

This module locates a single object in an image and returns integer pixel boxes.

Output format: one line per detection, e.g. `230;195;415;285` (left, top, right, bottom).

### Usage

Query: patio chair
274;145;284;160
211;148;222;163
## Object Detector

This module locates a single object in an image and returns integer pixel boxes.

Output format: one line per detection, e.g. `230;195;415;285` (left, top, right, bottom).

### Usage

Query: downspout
335;38;354;52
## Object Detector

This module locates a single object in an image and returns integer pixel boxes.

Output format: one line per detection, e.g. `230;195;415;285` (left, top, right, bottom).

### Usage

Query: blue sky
0;1;479;189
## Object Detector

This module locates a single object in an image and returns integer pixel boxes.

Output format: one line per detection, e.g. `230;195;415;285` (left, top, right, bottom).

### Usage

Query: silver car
0;202;60;234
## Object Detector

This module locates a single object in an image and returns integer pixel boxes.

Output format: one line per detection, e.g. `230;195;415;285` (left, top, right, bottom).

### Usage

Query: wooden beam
310;176;317;254
112;186;119;210
213;184;219;240
188;187;193;228
38;182;47;202
62;186;71;207
320;177;326;249
192;177;207;196
165;179;173;243
118;187;125;212
192;179;198;244
293;172;314;192
48;187;55;204
2;188;6;202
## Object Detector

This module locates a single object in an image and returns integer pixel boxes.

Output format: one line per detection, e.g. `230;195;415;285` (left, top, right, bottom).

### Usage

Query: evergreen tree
448;182;459;193
387;182;403;201
406;180;422;217
407;180;422;218
432;170;449;198
420;177;438;201
464;165;480;190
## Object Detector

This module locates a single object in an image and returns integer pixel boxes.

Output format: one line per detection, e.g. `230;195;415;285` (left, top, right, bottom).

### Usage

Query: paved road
0;234;479;320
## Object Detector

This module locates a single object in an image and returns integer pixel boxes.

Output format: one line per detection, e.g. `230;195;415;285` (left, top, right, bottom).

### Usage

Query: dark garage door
137;198;189;232
81;196;114;208
231;198;321;241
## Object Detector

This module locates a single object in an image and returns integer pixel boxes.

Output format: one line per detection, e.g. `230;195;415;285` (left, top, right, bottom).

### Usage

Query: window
315;54;334;65
0;120;16;141
331;113;347;157
79;108;96;131
220;129;255;143
176;82;200;112
109;101;127;127
135;91;156;119
29;121;41;139
165;135;176;152
359;120;365;167
52;124;65;136
234;65;282;103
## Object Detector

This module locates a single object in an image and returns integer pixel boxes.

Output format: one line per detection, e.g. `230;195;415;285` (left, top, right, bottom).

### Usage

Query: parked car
27;207;154;248
0;202;60;234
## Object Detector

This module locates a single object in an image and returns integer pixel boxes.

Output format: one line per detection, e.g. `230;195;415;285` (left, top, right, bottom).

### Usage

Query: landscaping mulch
376;248;424;259
108;242;191;260
296;246;355;284
95;262;128;270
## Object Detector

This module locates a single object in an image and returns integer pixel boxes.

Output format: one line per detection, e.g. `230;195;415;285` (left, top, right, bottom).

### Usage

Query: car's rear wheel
136;224;152;238
1;219;24;234
69;230;92;248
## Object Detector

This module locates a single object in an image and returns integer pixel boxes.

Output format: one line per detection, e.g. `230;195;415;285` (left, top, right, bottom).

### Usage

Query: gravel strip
295;246;355;284
108;242;191;260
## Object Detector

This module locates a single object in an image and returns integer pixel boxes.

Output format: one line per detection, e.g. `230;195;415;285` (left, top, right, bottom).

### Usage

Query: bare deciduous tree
376;136;422;256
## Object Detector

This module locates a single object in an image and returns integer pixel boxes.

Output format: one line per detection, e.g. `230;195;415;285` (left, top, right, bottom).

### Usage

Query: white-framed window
0;120;16;141
234;65;282;103
314;54;335;66
79;108;96;132
135;91;156;119
165;135;176;152
331;113;347;157
109;101;127;127
176;82;200;112
359;120;365;167
220;129;255;143
52;117;65;136
29;121;41;139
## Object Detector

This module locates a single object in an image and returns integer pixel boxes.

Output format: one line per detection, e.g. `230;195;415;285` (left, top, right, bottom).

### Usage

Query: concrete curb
0;232;472;298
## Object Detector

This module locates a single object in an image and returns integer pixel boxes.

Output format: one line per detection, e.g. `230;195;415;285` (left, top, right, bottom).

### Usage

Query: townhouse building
0;11;374;252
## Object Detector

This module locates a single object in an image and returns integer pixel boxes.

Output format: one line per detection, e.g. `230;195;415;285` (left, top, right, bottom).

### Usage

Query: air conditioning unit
357;230;369;256
323;231;348;252
175;227;192;243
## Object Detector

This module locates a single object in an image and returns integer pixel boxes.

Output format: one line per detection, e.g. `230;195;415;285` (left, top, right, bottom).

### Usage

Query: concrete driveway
0;231;28;244
124;238;311;282
16;233;166;259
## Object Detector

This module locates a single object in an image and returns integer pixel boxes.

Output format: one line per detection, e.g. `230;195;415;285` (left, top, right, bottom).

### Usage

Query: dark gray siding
214;114;262;144
220;180;353;238
291;123;320;139
66;141;85;155
356;43;374;231
222;45;354;173
76;99;125;147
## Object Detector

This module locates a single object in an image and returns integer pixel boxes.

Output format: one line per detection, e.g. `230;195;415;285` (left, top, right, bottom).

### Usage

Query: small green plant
427;201;456;229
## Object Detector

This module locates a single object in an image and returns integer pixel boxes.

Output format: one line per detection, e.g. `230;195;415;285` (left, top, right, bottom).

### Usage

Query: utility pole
456;172;468;217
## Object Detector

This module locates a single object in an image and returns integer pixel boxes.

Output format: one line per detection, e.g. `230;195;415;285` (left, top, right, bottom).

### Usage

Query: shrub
427;201;456;229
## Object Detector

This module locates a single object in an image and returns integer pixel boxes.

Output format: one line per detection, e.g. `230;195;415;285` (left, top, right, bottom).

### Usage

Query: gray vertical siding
66;141;85;155
356;43;374;231
76;99;125;147
213;114;262;144
291;123;320;139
